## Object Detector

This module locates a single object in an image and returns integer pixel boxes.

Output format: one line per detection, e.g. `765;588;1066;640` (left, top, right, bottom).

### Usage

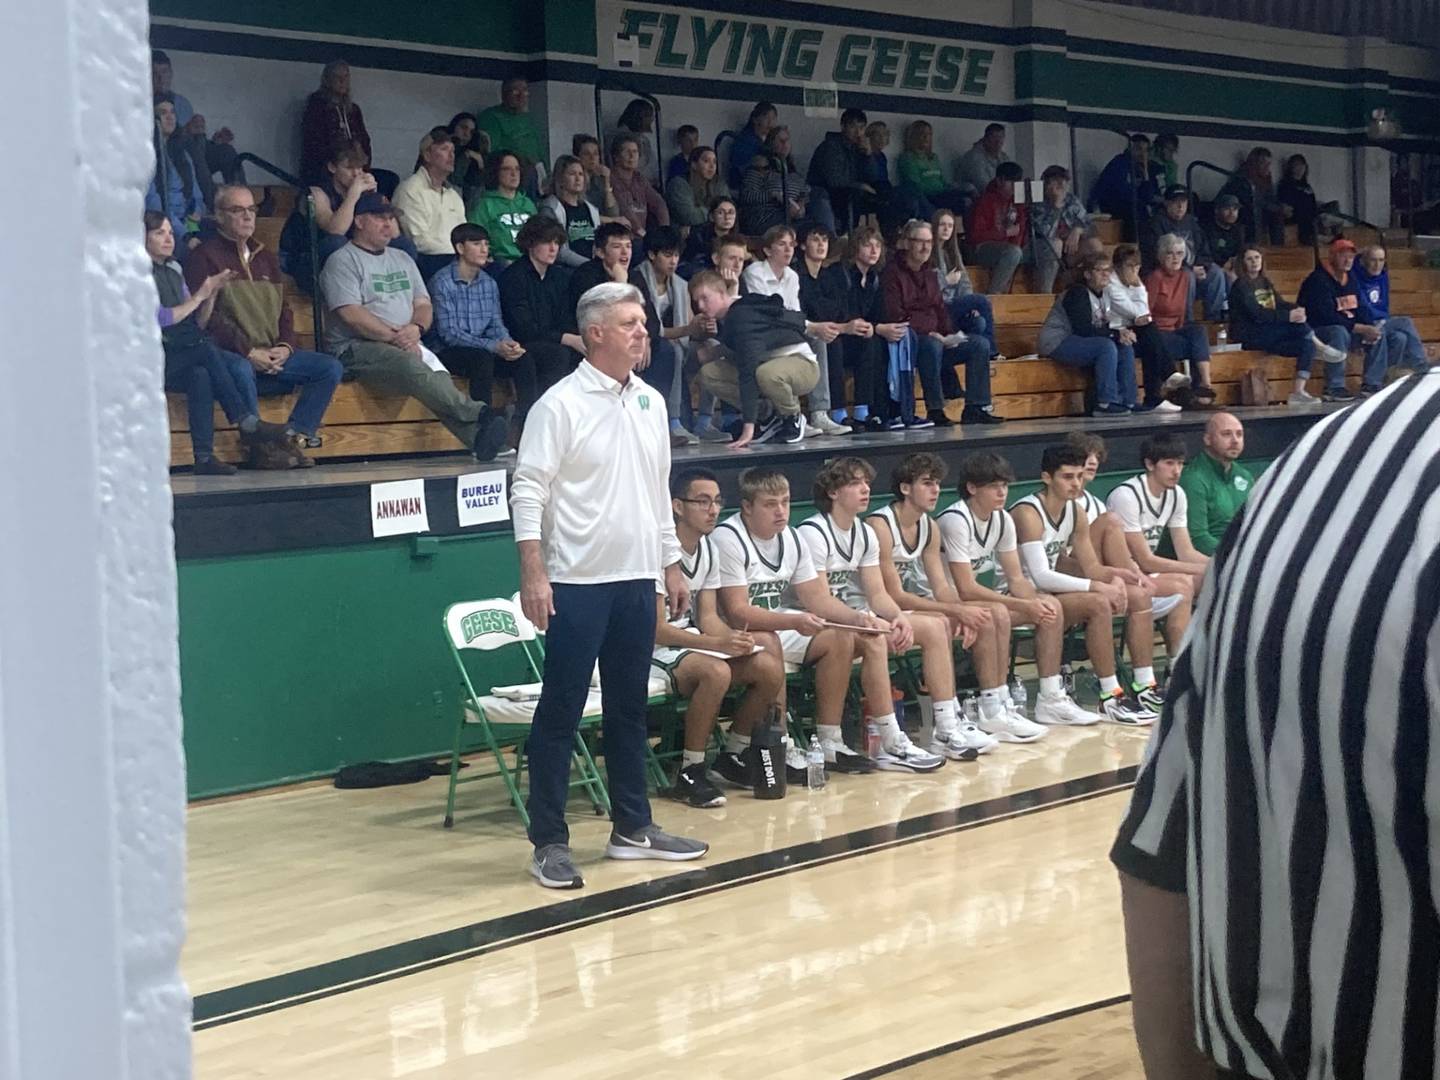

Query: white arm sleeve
1019;541;1092;594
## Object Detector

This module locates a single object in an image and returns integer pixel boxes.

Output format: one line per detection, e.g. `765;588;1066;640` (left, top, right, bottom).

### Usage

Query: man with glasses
185;184;343;463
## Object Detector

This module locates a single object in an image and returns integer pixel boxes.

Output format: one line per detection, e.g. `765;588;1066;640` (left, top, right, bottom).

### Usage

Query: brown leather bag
1239;368;1271;406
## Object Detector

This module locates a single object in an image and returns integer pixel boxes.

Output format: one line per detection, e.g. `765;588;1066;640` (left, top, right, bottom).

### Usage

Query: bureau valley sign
602;3;1002;98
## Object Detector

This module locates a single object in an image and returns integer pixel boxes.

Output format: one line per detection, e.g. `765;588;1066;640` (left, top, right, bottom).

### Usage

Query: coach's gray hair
576;282;645;334
1157;232;1188;259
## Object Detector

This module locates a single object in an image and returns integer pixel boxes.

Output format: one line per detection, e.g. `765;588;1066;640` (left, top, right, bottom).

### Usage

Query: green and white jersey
662;534;720;629
712;516;816;612
1079;489;1106;526
1010;493;1078;570
797;513;879;612
938;500;1016;594
866;504;934;598
1106;476;1188;553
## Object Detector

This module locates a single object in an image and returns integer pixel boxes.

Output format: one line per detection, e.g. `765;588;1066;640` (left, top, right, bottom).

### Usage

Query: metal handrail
236;153;322;344
1183;159;1243;195
235;152;300;189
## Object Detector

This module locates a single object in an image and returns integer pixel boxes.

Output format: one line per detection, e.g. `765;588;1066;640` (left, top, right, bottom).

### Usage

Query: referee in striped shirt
1112;367;1440;1080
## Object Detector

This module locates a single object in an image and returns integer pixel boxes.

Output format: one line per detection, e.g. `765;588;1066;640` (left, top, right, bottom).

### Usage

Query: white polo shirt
391;168;468;256
741;260;802;312
511;361;681;585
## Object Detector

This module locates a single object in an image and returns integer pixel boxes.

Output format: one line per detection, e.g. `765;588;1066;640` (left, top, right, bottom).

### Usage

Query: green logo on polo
461;609;519;642
639;394;651;410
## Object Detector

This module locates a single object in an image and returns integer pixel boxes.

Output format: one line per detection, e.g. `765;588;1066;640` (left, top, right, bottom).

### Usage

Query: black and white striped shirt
1112;369;1440;1080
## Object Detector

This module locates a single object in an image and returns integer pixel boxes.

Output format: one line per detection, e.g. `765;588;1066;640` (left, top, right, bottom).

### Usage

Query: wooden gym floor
187;716;1155;1078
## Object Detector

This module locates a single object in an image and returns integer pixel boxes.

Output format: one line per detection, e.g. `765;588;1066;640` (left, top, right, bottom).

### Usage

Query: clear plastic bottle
1060;662;1075;698
1010;676;1029;716
806;736;826;791
1216;325;1229;349
864;718;882;759
962;695;981;725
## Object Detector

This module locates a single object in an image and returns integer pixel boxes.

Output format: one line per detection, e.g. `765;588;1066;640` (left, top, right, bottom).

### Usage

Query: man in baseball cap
1206;193;1245;274
1295;236;1372;402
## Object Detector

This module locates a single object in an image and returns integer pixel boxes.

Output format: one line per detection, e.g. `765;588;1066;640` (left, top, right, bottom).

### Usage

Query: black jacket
565;261;663;342
1296;265;1367;332
807;131;863;195
1205;221;1245;269
716;293;811;422
843;262;885;325
499;256;577;345
1228;274;1296;340
795;260;851;323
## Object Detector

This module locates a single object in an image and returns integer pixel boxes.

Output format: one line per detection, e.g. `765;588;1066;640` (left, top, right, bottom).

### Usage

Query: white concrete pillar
0;0;190;1075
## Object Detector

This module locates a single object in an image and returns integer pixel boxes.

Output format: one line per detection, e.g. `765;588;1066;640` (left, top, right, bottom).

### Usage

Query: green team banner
596;0;1011;101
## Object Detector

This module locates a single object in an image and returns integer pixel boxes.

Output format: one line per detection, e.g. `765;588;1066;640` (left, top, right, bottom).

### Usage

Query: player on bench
655;467;787;808
866;452;1015;756
1009;445;1163;724
711;467;888;779
798;457;949;770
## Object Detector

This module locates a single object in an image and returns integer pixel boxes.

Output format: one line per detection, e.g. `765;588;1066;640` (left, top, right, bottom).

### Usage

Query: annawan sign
598;2;1009;101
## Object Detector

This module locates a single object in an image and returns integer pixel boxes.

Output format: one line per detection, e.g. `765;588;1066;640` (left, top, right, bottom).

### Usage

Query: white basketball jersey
938;500;1016;593
713;517;816;611
798;513;879;612
1010;493;1077;571
1106;476;1189;553
665;534;720;628
1079;489;1105;525
866;504;934;598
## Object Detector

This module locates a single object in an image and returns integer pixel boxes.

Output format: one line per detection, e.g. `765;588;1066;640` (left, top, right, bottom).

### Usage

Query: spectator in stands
186;183;342;458
477;77;546;193
667;124;699;182
1296;237;1369;403
688;269;819;447
301;61;382;192
1219;147;1284;245
665;146;730;229
607;99;658;177
1206;193;1245;276
151;50;244;208
741;225;848;436
467;151;537;267
282;140;416;292
796;226;867;434
898;120;967;214
568;221;640;310
446;113;488;204
1144;185;1227;318
956;123;1009;199
635;226;707;432
538;155;600;268
1147;233;1218;402
147;97;205;251
931;209;996;351
1090;133;1164;234
1036;252;1138;416
1229;246;1348;406
884;218;999;427
1179;412;1252;556
498;216;588;394
680;196;738;271
808;108;876;231
609;134;669;243
429;223;528;419
727;101;777;190
392;127;470;279
319;193;509;460
1277;153;1320;246
1153;133;1180;190
148;212;297;473
861;122;893;201
969;161;1028;295
1106;243;1178;411
841;225;909;430
573;134;621;218
1031;165;1090;293
739;127;823;235
1354;244;1432;392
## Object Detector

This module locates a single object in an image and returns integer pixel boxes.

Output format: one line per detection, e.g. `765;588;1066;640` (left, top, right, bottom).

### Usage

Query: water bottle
962;695;981;725
1216;326;1229;349
1009;676;1029;716
1060;662;1075;698
806;736;826;791
864;718;882;759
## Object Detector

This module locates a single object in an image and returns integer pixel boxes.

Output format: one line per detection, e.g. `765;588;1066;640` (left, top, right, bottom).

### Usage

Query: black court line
844;994;1134;1078
193;766;1138;1030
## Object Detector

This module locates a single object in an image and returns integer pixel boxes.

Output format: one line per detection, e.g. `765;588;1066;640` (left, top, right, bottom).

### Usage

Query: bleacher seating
167;187;1440;466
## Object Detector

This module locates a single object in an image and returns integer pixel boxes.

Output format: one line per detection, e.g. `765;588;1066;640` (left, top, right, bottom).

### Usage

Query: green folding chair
441;598;610;829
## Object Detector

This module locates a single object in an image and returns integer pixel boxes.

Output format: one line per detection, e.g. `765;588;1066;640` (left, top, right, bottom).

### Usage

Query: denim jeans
643;339;680;416
973;241;1024;294
254;349;343;436
948;294;995;344
1194;263;1229;319
1240;322;1316;376
911;330;991;410
525;580;657;848
1362;316;1428;386
163;339;258;461
1050;335;1136;407
1313;325;1353;390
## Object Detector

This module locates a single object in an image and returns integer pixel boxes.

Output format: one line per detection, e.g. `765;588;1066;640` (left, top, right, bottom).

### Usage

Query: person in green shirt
476;77;547;187
896;120;967;213
1179;412;1254;556
467;151;537;264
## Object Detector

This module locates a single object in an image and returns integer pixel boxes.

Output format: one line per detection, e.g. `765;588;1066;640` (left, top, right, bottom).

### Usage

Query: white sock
1039;674;1064;697
1002;684;1015;705
725;731;751;754
871;713;902;747
1133;666;1156;687
979;687;1006;719
682;749;706;767
818;723;844;744
933;698;959;734
1099;675;1121;696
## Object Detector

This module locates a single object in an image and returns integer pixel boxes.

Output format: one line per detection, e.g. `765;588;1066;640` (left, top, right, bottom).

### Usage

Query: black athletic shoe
193;458;239;476
862;416;887;433
961;405;1004;425
669;762;727;808
709;748;753;789
778;414;806;443
929;412;956;428
751;415;783;445
1359;383;1383;397
1324;387;1357;403
472;409;511;462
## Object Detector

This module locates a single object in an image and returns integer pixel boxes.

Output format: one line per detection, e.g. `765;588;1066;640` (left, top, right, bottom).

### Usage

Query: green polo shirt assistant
1179;452;1255;555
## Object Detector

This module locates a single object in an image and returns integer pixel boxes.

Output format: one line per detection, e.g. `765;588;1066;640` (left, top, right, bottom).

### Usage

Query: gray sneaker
604;824;709;862
695;424;734;444
531;843;585;889
1287;388;1320;406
